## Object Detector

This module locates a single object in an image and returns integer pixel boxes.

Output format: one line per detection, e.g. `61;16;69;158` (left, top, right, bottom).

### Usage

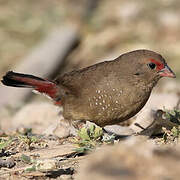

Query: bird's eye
148;63;156;70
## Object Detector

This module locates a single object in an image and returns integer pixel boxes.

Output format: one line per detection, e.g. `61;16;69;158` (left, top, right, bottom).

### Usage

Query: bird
1;49;176;127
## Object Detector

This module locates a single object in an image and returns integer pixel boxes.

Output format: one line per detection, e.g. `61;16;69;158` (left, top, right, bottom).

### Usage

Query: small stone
60;174;72;180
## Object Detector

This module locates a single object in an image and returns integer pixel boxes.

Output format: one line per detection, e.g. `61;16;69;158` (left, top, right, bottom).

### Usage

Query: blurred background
0;0;180;78
0;0;180;132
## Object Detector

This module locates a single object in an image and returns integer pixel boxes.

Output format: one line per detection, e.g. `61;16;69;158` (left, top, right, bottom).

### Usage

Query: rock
42;115;71;138
59;174;72;180
0;158;15;168
103;125;134;136
12;102;73;137
34;159;57;172
12;102;60;133
76;136;180;180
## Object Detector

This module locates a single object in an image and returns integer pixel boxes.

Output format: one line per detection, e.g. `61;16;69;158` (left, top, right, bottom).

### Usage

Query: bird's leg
43;114;77;138
103;124;135;137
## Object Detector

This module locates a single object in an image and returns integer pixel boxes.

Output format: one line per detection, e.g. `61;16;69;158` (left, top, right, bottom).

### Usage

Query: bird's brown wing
55;61;113;96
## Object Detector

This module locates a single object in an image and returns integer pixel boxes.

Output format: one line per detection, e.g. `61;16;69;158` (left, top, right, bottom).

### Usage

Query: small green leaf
25;165;36;172
89;124;95;136
93;127;103;139
171;127;179;137
30;136;38;143
74;146;92;153
21;154;31;164
78;127;90;141
0;139;12;150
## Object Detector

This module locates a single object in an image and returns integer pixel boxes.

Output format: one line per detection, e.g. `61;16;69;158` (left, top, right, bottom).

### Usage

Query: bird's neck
131;75;161;95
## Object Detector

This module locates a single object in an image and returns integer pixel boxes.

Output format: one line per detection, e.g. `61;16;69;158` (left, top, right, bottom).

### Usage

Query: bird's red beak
158;65;176;78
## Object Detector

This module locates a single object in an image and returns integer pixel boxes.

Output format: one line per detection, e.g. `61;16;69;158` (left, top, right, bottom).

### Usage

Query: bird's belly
88;95;149;126
62;88;151;127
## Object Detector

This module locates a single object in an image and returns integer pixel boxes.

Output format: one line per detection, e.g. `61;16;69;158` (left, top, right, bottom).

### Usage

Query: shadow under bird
1;49;176;127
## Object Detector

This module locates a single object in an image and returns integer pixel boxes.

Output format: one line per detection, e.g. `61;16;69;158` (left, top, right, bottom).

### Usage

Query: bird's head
145;52;176;78
120;49;176;85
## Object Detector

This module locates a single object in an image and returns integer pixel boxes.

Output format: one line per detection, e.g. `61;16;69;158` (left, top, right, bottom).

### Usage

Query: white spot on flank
95;102;98;105
99;102;102;105
113;88;116;91
115;100;118;104
97;90;101;94
102;100;105;103
99;96;101;99
102;107;105;110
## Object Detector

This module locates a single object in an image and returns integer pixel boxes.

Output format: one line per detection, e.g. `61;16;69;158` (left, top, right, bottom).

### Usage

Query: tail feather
1;71;58;99
2;71;46;88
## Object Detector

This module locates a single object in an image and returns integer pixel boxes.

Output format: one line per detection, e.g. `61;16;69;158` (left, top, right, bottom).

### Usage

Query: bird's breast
84;82;151;126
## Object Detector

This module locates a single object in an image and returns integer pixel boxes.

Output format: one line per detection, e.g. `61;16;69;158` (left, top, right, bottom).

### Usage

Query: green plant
164;109;180;124
162;126;180;144
21;154;32;164
74;124;115;153
0;138;12;150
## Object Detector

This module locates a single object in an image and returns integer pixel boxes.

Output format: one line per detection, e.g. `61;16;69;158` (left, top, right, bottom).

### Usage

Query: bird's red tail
1;71;58;99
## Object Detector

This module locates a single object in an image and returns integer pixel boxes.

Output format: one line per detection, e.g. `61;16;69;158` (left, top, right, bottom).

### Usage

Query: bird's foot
43;116;77;138
103;125;135;137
